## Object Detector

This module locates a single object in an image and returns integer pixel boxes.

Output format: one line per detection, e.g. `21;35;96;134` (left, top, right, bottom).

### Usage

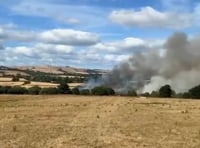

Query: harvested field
0;77;84;89
25;82;58;88
68;83;85;88
0;81;25;86
0;95;200;148
0;70;29;76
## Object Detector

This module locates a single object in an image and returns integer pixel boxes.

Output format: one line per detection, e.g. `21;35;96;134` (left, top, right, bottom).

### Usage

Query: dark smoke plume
87;32;200;93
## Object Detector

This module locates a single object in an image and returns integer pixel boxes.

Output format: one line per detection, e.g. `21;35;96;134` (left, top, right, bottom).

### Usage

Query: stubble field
0;95;200;148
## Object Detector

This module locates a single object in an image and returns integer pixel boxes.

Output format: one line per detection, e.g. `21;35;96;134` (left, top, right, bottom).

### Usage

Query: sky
0;0;199;69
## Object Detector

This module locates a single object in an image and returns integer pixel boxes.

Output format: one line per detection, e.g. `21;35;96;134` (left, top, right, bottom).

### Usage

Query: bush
150;91;159;97
182;92;191;98
39;87;58;94
91;86;115;96
0;86;12;94
28;86;41;95
23;81;31;85
106;87;115;95
7;86;28;94
159;85;172;98
12;76;19;81
189;85;200;99
71;87;80;95
127;89;137;96
57;82;71;94
141;92;150;97
80;89;90;95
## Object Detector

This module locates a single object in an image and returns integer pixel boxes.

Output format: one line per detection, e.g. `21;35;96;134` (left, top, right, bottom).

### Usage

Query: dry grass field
0;95;200;148
0;77;84;89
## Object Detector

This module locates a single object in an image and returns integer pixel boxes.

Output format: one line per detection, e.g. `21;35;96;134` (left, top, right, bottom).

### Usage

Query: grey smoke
90;32;200;93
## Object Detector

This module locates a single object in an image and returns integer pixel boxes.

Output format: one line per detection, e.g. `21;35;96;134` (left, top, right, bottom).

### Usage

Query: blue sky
0;0;199;69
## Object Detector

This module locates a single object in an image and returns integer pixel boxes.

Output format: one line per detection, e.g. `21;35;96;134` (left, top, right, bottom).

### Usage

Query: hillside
13;66;109;75
0;65;107;89
0;65;108;76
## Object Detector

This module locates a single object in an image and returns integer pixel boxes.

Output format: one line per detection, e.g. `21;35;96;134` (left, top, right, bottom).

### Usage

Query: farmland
0;65;101;90
0;77;84;89
0;95;200;148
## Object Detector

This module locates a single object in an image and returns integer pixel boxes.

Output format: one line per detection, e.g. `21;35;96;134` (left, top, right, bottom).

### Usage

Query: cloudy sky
0;0;199;69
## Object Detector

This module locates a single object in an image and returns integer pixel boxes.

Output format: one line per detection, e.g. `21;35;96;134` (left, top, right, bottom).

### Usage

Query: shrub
141;92;150;97
0;86;12;94
57;82;71;94
80;89;90;95
150;91;159;97
12;76;19;81
23;81;31;85
7;86;28;94
106;87;115;95
39;87;58;94
127;89;137;96
71;87;80;95
91;86;115;96
189;85;200;99
28;86;41;95
182;92;191;98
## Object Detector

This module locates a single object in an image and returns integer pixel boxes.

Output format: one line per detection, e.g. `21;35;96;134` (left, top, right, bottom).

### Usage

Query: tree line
1;82;200;99
142;84;200;99
0;83;115;96
9;70;103;84
11;72;86;84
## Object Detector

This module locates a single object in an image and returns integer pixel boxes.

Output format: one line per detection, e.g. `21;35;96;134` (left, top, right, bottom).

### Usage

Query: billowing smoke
87;32;200;93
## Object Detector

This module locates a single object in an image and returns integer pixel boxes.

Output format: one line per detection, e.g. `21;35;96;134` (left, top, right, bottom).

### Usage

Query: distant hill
0;65;109;76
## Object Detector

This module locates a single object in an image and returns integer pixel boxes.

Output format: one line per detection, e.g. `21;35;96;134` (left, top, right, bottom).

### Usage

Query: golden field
0;77;83;89
0;95;200;148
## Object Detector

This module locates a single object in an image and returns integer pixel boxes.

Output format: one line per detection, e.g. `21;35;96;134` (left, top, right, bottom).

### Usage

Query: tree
150;91;159;97
39;87;58;94
28;86;41;95
106;87;115;95
91;86;115;96
141;92;150;97
12;76;19;81
80;89;90;95
159;84;172;98
0;86;11;94
182;92;191;98
127;89;137;96
23;80;31;85
71;87;80;95
57;82;71;94
189;85;200;99
7;86;28;94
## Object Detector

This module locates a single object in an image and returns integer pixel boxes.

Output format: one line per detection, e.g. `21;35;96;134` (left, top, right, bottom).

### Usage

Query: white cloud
4;43;73;60
92;37;162;53
39;29;99;46
7;46;34;57
109;6;193;29
0;25;99;46
0;22;165;69
0;25;36;42
104;54;130;62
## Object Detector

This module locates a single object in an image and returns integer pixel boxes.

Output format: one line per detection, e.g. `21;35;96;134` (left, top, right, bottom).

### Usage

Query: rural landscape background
1;0;200;147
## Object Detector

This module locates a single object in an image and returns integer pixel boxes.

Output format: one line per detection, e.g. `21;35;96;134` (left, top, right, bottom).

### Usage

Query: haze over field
0;0;200;92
